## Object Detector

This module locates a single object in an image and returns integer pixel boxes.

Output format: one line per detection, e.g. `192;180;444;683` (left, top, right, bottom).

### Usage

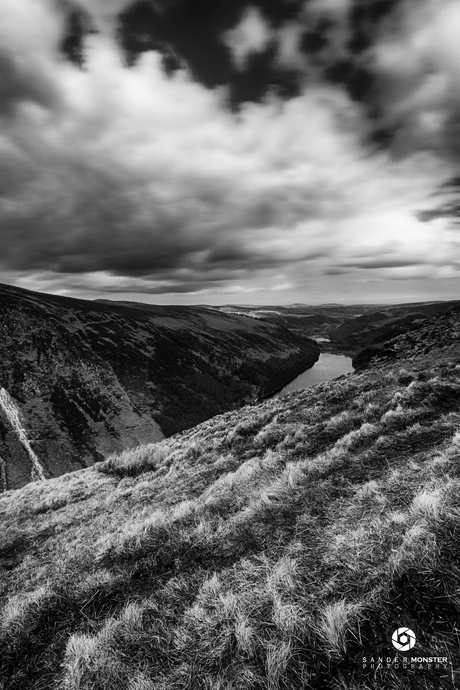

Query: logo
392;628;416;651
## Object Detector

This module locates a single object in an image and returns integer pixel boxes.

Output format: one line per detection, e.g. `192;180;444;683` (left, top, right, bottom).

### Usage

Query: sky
2;0;460;305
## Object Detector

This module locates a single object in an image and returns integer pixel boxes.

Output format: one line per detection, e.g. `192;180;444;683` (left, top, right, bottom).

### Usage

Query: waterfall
0;454;7;491
0;388;46;482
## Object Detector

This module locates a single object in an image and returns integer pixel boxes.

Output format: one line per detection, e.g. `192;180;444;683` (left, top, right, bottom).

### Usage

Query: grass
97;445;169;479
1;352;460;688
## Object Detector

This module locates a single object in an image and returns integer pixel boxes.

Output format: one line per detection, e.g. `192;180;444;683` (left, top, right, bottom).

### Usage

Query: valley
1;285;457;493
0;284;319;490
214;300;460;356
1;302;460;688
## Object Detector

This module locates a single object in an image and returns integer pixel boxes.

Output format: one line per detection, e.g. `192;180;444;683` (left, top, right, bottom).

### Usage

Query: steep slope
1;310;460;688
328;301;460;354
0;283;319;490
353;303;460;370
381;304;460;363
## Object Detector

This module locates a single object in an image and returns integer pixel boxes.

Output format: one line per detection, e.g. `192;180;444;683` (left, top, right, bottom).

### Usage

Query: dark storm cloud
324;254;429;274
65;0;460;176
61;0;460;169
345;257;426;270
16;270;232;297
205;242;255;265
114;0;306;108
59;3;95;68
113;0;460;165
111;0;405;133
0;121;333;283
324;267;350;276
0;171;211;276
102;279;227;295
1;0;458;299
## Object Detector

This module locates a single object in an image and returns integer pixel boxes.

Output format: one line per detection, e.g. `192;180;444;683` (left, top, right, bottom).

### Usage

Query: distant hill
212;301;460;355
354;303;460;370
0;284;318;490
1;303;460;688
212;303;376;342
328;301;460;354
381;304;460;362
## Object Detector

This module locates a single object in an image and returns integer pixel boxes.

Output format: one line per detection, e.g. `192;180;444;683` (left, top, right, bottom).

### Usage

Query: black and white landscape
1;1;460;689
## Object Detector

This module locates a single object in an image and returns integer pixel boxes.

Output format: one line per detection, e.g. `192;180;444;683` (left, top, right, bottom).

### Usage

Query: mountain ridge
0;283;319;490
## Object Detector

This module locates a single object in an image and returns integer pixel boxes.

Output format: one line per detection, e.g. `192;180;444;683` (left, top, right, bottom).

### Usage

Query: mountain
212;301;460;355
1;304;460;688
0;284;319;491
212;303;379;344
327;301;460;354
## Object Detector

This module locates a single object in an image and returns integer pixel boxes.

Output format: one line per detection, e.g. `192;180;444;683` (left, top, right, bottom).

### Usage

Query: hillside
0;284;319;491
353;304;460;370
213;303;377;344
327;301;460;355
2;306;460;688
213;301;460;356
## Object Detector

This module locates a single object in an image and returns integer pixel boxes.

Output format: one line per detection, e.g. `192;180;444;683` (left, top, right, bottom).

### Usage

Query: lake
274;353;354;397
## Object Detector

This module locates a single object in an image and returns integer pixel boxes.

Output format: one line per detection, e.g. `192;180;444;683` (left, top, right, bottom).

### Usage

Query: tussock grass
2;355;460;688
318;599;363;658
97;444;169;478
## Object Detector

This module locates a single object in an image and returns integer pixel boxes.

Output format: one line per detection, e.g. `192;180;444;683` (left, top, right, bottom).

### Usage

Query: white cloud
1;0;61;52
224;7;273;69
431;0;460;87
276;22;305;71
371;0;460;158
308;0;351;13
75;0;125;27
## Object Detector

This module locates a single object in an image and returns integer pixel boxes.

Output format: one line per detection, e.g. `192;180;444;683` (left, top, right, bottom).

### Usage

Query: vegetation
327;301;460;355
352;344;397;370
0;283;319;489
2;321;460;688
214;301;460;355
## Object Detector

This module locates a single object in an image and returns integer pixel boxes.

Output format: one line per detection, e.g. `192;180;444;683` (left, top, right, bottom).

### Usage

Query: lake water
275;353;354;397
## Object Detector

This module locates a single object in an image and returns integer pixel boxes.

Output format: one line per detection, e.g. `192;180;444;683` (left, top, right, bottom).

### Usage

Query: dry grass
1;358;460;688
97;444;169;478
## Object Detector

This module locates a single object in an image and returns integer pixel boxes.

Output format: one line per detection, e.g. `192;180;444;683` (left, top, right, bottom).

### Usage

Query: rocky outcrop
0;283;319;490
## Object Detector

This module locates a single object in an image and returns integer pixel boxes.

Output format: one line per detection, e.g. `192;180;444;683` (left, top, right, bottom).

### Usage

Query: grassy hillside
0;283;318;490
328;301;460;355
353;303;460;370
2;307;460;688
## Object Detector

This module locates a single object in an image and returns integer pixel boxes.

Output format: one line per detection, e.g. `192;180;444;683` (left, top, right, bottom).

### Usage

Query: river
274;353;354;397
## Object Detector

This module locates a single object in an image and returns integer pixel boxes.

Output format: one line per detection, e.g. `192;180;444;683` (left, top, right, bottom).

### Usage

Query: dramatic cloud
0;0;459;303
224;7;273;69
368;0;460;158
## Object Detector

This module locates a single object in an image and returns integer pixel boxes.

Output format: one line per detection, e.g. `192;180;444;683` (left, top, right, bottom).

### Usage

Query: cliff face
0;284;319;490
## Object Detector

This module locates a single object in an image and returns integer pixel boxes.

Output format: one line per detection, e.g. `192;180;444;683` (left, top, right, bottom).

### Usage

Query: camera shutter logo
392;627;416;651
